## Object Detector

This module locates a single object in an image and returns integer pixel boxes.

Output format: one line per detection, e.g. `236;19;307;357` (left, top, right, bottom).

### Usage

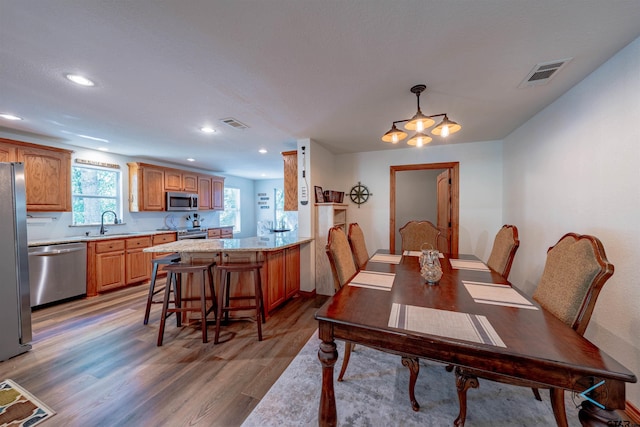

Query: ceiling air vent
518;58;572;88
220;117;249;130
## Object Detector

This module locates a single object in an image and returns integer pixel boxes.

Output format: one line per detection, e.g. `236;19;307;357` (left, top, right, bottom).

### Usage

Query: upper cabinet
128;162;165;212
128;162;224;212
282;150;298;211
164;169;198;193
211;176;225;210
0;138;72;211
198;176;212;210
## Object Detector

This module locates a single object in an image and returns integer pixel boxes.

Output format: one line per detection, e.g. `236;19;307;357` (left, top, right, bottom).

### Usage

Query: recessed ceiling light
97;147;109;152
65;73;95;87
200;126;215;134
186;158;195;162
0;113;23;121
259;148;267;154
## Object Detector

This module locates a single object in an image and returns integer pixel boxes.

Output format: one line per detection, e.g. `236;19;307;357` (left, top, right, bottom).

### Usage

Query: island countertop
144;233;313;253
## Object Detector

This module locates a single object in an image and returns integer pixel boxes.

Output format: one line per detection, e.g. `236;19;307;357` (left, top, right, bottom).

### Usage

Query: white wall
333;140;504;262
503;36;640;406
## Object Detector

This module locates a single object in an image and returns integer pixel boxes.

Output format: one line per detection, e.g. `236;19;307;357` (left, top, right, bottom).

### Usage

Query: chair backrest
399;220;440;252
326;226;358;293
486;225;520;279
348;223;369;269
532;233;614;336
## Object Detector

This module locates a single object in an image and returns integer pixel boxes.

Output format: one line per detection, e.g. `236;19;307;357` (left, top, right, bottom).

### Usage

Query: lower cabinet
88;234;167;296
93;239;126;293
125;236;152;284
262;245;300;313
285;245;300;299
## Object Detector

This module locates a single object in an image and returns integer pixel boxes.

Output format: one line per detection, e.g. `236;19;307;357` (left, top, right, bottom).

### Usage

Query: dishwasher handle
29;246;86;256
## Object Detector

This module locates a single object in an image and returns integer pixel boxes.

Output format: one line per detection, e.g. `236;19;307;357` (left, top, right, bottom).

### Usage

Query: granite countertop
28;230;177;247
144;234;313;253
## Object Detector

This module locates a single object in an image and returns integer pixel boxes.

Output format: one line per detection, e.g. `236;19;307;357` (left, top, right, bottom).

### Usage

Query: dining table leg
318;324;338;427
550;388;569;427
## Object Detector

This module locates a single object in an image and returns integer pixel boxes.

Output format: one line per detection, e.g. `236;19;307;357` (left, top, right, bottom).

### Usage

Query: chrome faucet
99;210;118;235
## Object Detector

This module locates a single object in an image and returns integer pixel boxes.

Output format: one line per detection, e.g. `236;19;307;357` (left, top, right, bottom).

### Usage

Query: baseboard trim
298;289;317;298
626;400;640;423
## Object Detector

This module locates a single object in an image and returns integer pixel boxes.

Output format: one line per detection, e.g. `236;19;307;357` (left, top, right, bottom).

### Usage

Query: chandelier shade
382;123;408;143
381;84;461;147
406;131;433;147
431;115;461;137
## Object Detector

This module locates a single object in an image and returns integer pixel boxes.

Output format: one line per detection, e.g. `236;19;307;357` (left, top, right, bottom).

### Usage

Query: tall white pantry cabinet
315;203;348;295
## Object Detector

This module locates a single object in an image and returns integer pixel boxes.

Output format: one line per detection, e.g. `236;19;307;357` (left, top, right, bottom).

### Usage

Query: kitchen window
71;165;122;225
220;187;241;233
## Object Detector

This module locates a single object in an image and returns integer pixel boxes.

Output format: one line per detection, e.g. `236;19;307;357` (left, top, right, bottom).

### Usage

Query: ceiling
2;1;640;180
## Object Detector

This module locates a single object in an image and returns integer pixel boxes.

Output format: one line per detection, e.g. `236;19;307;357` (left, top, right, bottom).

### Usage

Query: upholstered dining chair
399;220;441;252
325;226;422;411
326;226;357;293
486;225;520;279
347;223;369;269
452;233;615;427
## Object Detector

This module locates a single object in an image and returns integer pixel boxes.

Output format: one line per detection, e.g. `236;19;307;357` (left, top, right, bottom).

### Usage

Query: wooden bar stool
157;261;217;346
214;262;265;344
143;253;181;325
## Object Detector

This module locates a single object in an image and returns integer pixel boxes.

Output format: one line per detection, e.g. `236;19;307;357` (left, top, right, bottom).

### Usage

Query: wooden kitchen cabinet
128;162;165;212
0;140;17;162
125;236;152;284
198;176;212;210
164;169;198;193
207;227;233;239
282;150;298;211
285;245;300;299
263;249;286;312
93;239;126;293
0;138;72;211
212;176;225;210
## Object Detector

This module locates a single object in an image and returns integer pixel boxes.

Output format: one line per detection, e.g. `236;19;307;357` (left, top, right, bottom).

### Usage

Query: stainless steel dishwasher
28;242;87;307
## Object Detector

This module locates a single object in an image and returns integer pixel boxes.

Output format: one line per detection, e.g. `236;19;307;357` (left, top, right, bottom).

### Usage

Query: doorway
390;162;459;254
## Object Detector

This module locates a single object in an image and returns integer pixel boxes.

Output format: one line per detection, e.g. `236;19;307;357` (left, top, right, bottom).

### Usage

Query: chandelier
382;84;461;147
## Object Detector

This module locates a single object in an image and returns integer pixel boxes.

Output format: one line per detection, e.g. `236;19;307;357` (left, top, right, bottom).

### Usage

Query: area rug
242;331;582;426
0;379;55;426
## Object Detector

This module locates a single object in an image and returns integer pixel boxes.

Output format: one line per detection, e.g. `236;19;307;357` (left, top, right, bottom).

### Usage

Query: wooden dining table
314;251;636;426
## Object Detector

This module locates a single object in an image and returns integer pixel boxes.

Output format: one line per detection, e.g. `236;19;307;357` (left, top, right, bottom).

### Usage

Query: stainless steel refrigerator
0;162;32;361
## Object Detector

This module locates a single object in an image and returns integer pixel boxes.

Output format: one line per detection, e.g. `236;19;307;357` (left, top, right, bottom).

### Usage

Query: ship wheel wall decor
349;182;372;208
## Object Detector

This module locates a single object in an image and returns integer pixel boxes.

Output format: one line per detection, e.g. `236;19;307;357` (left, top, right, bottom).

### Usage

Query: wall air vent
518;58;573;88
220;117;249;130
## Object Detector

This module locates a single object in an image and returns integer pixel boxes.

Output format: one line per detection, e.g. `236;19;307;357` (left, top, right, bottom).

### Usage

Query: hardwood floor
0;281;329;426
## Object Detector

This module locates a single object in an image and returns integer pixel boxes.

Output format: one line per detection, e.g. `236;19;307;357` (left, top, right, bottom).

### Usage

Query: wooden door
16;145;71;211
436;169;452;253
198;176;212;210
282;150;298;211
212;177;224;210
96;251;126;291
266;250;286;311
164;170;182;191
0;141;16;162
141;167;165;211
183;173;198;192
285;246;300;299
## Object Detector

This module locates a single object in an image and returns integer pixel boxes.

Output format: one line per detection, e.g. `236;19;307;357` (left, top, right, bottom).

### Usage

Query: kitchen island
144;233;313;318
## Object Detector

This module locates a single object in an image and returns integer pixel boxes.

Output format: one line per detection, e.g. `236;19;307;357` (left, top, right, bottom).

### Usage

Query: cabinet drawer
126;236;152;249
220;227;233;238
208;228;221;239
153;233;177;245
95;239;126;254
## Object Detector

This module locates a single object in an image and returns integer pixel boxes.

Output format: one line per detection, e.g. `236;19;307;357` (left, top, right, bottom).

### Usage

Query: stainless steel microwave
166;191;199;211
